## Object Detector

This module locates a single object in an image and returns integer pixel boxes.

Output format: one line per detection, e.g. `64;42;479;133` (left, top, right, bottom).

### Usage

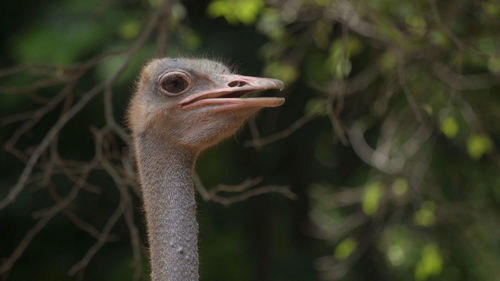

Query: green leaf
313;21;332;49
171;2;187;24
482;1;500;17
335;237;357;260
362;181;385;215
476;37;496;56
387;243;406;266
380;225;421;268
314;0;331;6
304;98;327;116
325;37;363;79
487;56;500;73
414;201;435;227
375;19;405;46
422;104;433;115
181;28;202;50
392;178;408;196
415;244;443;281
256;8;284;39
207;0;264;25
118;20;140;40
333;59;352;79
148;0;164;8
405;15;426;37
263;62;298;84
467;134;493;159
380;50;398;74
440;117;459;139
428;30;450;48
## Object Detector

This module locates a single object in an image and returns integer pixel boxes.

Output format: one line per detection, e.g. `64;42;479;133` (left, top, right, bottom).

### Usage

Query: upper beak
179;74;285;111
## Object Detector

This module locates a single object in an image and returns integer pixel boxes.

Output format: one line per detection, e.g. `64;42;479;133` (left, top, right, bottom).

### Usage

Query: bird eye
159;71;191;95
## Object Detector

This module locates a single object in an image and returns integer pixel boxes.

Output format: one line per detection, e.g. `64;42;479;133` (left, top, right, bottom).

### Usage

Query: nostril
228;81;247;87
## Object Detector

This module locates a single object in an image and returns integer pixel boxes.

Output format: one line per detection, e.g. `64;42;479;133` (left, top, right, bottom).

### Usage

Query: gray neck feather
135;134;199;281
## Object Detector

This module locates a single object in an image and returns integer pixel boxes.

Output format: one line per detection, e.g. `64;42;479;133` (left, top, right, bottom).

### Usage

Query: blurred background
1;0;500;280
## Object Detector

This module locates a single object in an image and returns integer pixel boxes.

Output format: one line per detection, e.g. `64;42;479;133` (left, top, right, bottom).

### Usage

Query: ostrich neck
135;134;199;281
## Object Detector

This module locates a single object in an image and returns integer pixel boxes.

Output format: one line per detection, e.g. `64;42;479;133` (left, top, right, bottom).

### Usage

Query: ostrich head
127;57;284;152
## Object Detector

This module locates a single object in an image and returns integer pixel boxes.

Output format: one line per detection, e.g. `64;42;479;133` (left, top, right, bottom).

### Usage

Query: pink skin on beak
179;74;285;112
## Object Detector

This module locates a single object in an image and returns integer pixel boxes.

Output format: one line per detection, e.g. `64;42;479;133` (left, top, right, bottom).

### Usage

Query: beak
179;74;285;111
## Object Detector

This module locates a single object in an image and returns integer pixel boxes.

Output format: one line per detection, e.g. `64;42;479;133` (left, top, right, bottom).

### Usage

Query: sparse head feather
147;57;232;77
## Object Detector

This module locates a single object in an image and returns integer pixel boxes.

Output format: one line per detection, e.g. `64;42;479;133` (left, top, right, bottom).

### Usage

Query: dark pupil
162;75;188;94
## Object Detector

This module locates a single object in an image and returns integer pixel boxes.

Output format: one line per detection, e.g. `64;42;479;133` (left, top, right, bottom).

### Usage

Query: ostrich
127;57;285;281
